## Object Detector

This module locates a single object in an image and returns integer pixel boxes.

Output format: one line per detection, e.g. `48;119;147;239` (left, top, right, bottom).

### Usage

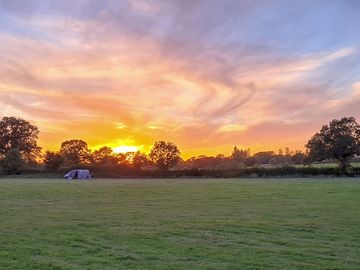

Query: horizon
1;1;360;158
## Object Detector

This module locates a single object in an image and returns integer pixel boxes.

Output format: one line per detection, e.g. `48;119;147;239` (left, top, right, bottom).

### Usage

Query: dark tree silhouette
306;117;360;172
149;141;181;171
91;146;118;165
60;139;91;165
0;117;41;161
43;151;64;171
253;151;275;164
132;151;149;169
116;153;131;166
231;146;250;162
91;146;119;166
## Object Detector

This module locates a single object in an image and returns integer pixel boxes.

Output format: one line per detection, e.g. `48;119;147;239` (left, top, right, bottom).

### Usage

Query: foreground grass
0;178;359;269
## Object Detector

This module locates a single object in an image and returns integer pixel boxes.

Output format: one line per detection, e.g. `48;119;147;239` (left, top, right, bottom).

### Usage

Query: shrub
2;149;24;175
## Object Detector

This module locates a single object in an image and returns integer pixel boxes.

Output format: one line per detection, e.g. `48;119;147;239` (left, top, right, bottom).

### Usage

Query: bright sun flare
112;145;139;154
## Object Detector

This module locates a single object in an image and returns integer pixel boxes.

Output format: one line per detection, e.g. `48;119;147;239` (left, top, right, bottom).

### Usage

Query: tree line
0;116;359;176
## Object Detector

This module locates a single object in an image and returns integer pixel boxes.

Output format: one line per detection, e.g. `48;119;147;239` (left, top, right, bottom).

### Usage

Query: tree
149;141;181;171
116;153;131;166
253;151;275;164
231;146;250;163
43;151;64;171
60;139;91;165
2;149;24;174
306;117;360;172
0;116;41;161
132;151;149;169
291;151;306;165
91;146;118;166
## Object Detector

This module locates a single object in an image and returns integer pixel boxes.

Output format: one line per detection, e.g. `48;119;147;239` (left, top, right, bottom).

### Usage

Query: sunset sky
1;0;360;158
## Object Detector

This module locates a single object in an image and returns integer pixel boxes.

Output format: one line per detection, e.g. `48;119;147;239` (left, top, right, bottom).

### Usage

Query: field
1;178;360;270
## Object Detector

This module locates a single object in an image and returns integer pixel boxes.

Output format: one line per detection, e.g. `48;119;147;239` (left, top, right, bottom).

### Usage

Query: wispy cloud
0;0;360;156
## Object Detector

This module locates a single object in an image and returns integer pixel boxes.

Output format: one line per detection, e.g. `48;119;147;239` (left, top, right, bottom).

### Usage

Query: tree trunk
338;159;349;176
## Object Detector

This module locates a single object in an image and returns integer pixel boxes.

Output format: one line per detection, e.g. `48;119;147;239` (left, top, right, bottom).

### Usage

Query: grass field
1;178;360;270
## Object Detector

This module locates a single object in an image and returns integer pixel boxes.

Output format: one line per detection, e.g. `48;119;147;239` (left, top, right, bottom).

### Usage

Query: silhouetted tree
92;146;118;165
185;155;216;169
116;153;131;166
291;151;306;165
253;151;275;164
60;139;91;165
306;117;360;172
2;149;24;174
231;146;250;163
149;141;181;171
132;151;149;169
273;147;292;166
0;117;41;162
43;151;64;171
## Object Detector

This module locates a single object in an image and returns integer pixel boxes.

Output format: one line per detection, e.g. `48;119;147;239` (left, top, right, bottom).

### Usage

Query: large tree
306;117;360;172
149;141;181;171
0;116;41;161
60;139;91;165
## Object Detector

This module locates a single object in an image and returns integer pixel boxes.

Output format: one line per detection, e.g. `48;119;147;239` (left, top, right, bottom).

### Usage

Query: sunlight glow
113;145;140;154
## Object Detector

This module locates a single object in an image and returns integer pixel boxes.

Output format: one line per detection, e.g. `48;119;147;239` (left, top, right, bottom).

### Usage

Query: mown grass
0;178;359;269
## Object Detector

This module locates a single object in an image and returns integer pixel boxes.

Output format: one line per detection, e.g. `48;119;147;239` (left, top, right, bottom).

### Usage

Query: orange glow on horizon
112;145;141;154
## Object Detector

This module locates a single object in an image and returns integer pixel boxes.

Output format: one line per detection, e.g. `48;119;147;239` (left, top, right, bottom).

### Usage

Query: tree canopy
149;141;181;171
0;116;41;161
132;151;149;169
91;146;119;166
306;117;360;171
231;146;250;163
60;139;91;165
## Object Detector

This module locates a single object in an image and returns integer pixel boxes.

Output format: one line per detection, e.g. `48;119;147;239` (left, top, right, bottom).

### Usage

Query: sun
113;145;139;154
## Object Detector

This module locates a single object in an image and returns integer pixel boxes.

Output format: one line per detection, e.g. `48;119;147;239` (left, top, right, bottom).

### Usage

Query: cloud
0;1;360;156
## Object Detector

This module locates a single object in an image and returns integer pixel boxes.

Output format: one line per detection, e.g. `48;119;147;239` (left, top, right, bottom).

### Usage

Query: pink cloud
0;7;359;157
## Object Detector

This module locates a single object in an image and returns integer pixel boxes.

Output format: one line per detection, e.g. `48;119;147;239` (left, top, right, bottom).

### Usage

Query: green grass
0;178;360;270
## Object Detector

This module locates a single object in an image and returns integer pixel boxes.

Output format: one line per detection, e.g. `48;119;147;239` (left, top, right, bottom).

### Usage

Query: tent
64;169;92;180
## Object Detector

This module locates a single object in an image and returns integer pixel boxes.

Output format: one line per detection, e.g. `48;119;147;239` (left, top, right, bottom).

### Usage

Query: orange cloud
0;9;359;158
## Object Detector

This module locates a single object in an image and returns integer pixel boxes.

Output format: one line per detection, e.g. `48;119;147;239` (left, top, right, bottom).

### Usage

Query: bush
55;164;358;179
2;149;24;175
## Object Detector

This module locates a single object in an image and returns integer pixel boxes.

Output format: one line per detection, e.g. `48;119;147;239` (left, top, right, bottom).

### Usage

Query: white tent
64;169;92;180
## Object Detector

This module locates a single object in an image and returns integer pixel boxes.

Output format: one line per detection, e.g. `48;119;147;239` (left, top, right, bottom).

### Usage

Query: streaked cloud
0;0;360;157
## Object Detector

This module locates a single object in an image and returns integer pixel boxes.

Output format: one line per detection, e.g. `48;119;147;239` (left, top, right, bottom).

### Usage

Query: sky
1;0;360;158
